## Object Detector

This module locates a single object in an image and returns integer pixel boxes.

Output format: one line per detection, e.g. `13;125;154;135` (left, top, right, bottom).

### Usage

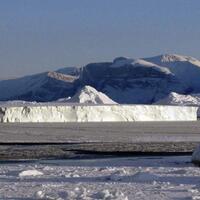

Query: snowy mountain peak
160;54;196;63
146;54;200;66
161;54;190;62
65;85;117;104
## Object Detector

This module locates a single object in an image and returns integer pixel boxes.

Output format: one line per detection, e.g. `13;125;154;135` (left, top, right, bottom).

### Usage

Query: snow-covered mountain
80;57;185;103
0;54;200;103
0;71;79;102
58;85;117;104
155;92;200;117
144;54;200;92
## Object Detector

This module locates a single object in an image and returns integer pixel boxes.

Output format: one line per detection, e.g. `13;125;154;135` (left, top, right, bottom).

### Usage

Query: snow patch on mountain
133;59;171;74
63;86;117;104
110;57;171;74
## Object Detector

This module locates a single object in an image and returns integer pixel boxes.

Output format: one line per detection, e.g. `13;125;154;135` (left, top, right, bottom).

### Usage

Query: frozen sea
0;156;200;200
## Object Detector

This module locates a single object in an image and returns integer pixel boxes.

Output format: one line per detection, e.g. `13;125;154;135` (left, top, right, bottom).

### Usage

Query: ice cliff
155;92;200;117
0;105;197;123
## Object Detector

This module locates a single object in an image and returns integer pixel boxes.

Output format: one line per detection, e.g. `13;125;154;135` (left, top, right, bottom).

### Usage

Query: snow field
0;156;199;199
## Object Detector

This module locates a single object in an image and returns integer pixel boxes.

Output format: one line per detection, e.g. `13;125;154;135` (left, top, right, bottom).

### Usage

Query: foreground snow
0;156;199;199
19;169;44;177
0;104;197;122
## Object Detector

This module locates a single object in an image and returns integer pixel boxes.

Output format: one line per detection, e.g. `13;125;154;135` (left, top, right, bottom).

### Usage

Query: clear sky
0;0;200;78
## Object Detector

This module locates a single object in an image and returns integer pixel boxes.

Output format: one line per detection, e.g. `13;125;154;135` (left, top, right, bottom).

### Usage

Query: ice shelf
0;105;198;123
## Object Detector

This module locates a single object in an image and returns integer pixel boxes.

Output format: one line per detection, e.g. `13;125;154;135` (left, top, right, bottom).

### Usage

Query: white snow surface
0;105;197;122
132;59;171;74
145;54;200;67
155;92;200;117
0;156;199;200
62;86;117;104
153;54;200;65
19;169;44;177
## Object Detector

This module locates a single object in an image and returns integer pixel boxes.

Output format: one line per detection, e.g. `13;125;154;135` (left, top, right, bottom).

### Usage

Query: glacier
0;105;197;123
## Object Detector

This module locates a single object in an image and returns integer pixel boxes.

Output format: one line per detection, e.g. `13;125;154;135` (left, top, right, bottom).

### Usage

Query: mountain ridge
0;53;200;104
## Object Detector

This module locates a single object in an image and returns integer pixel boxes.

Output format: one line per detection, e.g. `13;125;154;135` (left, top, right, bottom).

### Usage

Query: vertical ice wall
0;105;197;123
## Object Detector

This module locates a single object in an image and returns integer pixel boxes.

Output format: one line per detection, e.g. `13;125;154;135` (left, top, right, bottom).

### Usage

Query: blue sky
0;0;200;78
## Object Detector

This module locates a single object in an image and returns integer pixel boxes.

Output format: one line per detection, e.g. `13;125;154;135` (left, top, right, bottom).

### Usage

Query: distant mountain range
1;54;200;105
